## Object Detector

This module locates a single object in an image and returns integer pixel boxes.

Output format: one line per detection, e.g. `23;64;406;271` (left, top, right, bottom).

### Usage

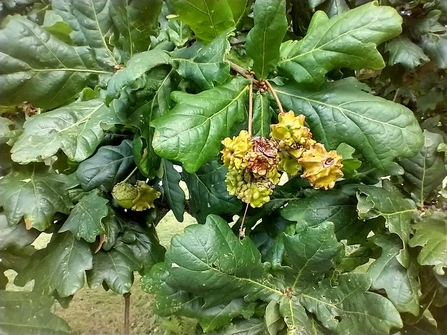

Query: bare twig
124;292;131;335
248;82;253;136
265;80;285;114
227;60;260;85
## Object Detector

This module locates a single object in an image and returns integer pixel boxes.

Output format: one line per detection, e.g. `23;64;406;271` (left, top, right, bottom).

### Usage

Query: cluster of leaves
0;0;446;334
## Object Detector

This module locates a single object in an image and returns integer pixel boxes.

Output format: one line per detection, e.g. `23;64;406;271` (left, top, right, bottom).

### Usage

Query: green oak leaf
143;264;255;332
182;160;242;224
0;164;72;230
107;49;171;98
227;0;253;27
148;215;281;308
0;17;107;109
265;300;286;334
109;0;163;57
11;99;123;163
15;231;92;297
131;66;177;178
76;139;134;192
162;159;185;222
246;0;287;79
0;117;16;145
420;33;447;69
409;211;447;275
301;274;403;334
120;218;165;272
399;130;447;207
278;2;402;85
206;319;266;335
172;31;230;90
42;10;73;45
279;296;326;335
0;212;39;250
367;234;420;315
52;0;117;68
152;77;250;172
357;181;418;265
59;190;109;243
336;143;362;177
274;78;424;170
252;92;272;137
283;222;343;291
169;0;235;43
280;190;363;241
385;35;429;68
87;241;140;294
0;291;71;335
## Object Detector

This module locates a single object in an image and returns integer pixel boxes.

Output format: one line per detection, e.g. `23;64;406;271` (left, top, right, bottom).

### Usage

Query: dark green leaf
246;0;287;79
279;296;326;335
409;211;447;275
169;0;235;43
357;182;418;263
59;190;108;243
172;31;230;90
385;35;429;68
420;33;447;69
162;159;185;222
0;212;39;250
283;222;343;290
101;206;124;251
207;318;266;335
122;219;165;272
0;17;106;109
87;241;140;294
76;139;134;191
275;78;424;170
280;190;363;241
0;291;71;335
11;99;123;163
252;92;272;137
265;300;285;335
399;130;447;206
182;160;241;224
227;0;253;27
301;274;403;334
107;49;171;98
15;231;92;297
110;0;163;56
149;215;281;307
0;164;72;230
143;264;255;332
278;2;402;85
367;235;420;315
131;66;176;178
52;0;117;68
319;0;349;18
152;77;250;172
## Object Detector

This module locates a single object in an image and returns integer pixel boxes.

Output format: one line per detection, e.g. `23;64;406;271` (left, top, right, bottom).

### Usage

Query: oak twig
227;60;260;85
265;80;285;114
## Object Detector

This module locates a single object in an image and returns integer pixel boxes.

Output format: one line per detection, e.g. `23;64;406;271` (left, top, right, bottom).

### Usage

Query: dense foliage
0;0;446;334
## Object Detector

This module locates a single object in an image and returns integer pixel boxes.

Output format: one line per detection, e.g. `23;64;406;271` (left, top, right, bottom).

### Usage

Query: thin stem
265;80;285;114
123;292;131;335
227;60;260;85
123;166;138;183
239;203;250;239
248;82;253;136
